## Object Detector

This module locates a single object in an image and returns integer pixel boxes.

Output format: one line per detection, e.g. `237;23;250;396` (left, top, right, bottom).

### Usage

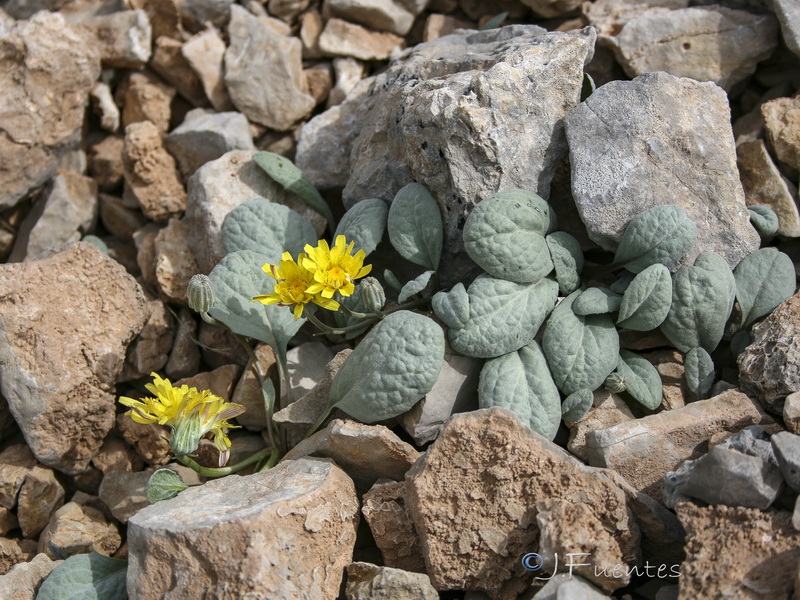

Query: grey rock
794;495;800;530
716;425;776;464
566;71;759;268
180;0;233;32
662;457;696;509
654;585;680;600
762;95;800;180
184;150;325;273
772;0;800;59
345;562;439;600
0;12;101;209
567;390;636;462
784;391;800;435
677;446;783;509
182;26;234;112
328;57;367;107
532;574;612;599
772;432;800;492
165;109;254;178
610;6;778;91
224;5;315;131
120;299;175;380
739;292;800;411
8;171;98;262
150;35;209;108
317;18;405;60
0;553;62;600
583;0;689;39
286;341;336;403
325;0;422;36
84;9;152;68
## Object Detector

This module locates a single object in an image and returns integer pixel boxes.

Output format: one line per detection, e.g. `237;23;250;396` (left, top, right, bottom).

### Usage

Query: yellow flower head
119;373;245;466
251;251;340;319
302;235;372;299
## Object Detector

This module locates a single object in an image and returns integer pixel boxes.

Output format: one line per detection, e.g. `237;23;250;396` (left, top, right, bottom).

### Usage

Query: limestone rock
91;436;144;475
739;292;800;410
165;308;202;380
406;409;638;597
304;62;334;106
345;562;439;600
318;18;405;60
0;538;37;576
325;0;424;36
300;9;325;58
585;389;773;502
771;431;800;492
128;0;181;40
362;480;426;573
643;349;689;407
180;0;233;32
150;36;208;107
152;219;201;305
287;342;335;403
677;503;800;598
0;12;101;208
610;6;778;91
182;26;234;112
328;57;368;107
0;552;61;600
224;5;315;131
97;194;147;250
566;390;635;462
772;0;800;59
269;0;311;23
116;412;171;467
122;121;186;223
165;109;254;178
121;299;175;380
0;445;37;510
565;71;759;268
583;0;689;39
423;14;475;42
17;466;65;539
98;469;154;523
784;392;800;434
127;458;359;599
762;95;800;180
88;135;125;192
0;243;148;474
90;81;121;132
230;343;279;431
121;71;176;134
282;419;421;489
37;501;121;558
84;9;152;69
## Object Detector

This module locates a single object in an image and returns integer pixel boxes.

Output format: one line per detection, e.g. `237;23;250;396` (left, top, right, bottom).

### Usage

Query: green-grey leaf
449;275;559;358
695;252;736;316
617;264;672;331
432;283;470;330
37;553;127;600
573;287;622;316
616;350;662;410
478;341;561;440
387;183;443;270
335;198;388;256
463;189;554;283
253;151;334;229
398;270;435;303
546;231;583;294
562;389;594;422
542;291;620;395
479;10;508;29
748;205;779;236
146;468;188;504
384;269;403;292
222;198;317;261
208;250;304;353
734;247;796;329
685;346;714;398
580;73;596;102
262;378;276;418
614;205;697;273
610;271;636;294
328;311;444;422
730;330;751;357
660;253;735;353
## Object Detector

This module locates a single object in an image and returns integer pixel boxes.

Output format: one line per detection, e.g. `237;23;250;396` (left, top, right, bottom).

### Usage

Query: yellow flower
119;373;245;466
251;252;339;319
302;235;372;299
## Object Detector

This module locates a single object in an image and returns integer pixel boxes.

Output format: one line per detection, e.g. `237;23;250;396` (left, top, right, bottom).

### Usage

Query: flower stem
339;304;376;320
177;447;276;478
257;447;281;472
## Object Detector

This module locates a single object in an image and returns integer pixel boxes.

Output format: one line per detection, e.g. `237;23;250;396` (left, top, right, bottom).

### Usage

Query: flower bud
358;277;385;312
604;372;627;394
187;274;214;314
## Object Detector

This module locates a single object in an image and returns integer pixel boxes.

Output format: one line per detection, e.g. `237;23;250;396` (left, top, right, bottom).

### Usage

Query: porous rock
345;562;439;600
127;458;359;599
0;243;148;474
406;409;638;597
37;501;121;558
565;71;759;268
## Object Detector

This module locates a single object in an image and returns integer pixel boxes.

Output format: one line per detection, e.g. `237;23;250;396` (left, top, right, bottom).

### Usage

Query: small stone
88;135;125;191
165;308;202;380
269;0;311;22
127;458;359;598
17;466;65;539
784;392;800;434
133;222;161;289
91;436;144;475
319;18;405;61
116;413;171;467
150;36;208;107
37;502;121;558
197;320;249;369
165;109;254;178
763;95;800;180
566;390;635;462
121;299;175;380
127;0;181;40
122;120;186;223
121;71;176;134
304;63;334;106
90;81;120;132
585;389;773;502
423;13;475;42
99;192;146;243
772;0;800;59
286;341;336;403
738;139;800;237
83;10;152;68
300;9;324;58
326;0;422;36
327;57;366;107
521;0;581;18
714;425;776;463
182;26;234;112
231;343;279;431
224;5;315;130
152;218;201;304
177;364;242;401
0;552;61;599
677;503;800;598
180;0;233;33
345;562;439;600
532;574;612;599
0;538;37;576
98;469;153;524
282;419;421;489
0;446;37;510
772;432;800;492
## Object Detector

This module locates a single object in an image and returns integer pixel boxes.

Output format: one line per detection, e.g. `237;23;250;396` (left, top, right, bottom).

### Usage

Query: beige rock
177;364;242;401
88;135;125;192
150;36;209;107
121;71;176;134
583;0;688;39
165;308;202;380
423;13;475;42
0;507;19;536
128;0;182;40
37;502;121;558
327;57;367;107
304;62;334;106
116;413;172;467
98;469;152;524
121;299;175;380
0;243;148;474
0;552;61;600
300;9;325;59
642;349;688;408
127;458;359;599
83;9;152;68
183;26;234;112
269;0;311;22
406;409;638;597
567;390;635;462
677;503;800;599
282;419;421;489
91;436;144;475
98;194;148;241
738;139;800;237
586;389;774;502
326;0;421;36
17;466;65;539
319;18;405;61
784;392;800;434
90;81;121;132
122;120;186;223
133;222;162;289
0;538;37;576
763;95;800;179
362;480;426;573
231;343;279;431
0;445;37;510
346;562;439;600
0;12;101;208
153;219;200;304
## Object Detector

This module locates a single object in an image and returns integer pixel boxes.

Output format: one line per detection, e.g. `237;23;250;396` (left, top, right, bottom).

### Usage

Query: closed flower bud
604;372;627;394
187;274;214;314
359;277;385;312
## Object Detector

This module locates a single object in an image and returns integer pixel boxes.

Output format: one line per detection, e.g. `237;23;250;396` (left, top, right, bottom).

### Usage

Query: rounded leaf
335;198;389;256
748;205;779;236
573;287;622;316
616;350;662;410
562;389;594;423
617;264;672;331
546;231;584;294
684;346;715;398
432;283;470;330
387;183;443;270
37;553;127;600
398;270;435;303
614;205;697;273
734;248;796;329
147;468;188;504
